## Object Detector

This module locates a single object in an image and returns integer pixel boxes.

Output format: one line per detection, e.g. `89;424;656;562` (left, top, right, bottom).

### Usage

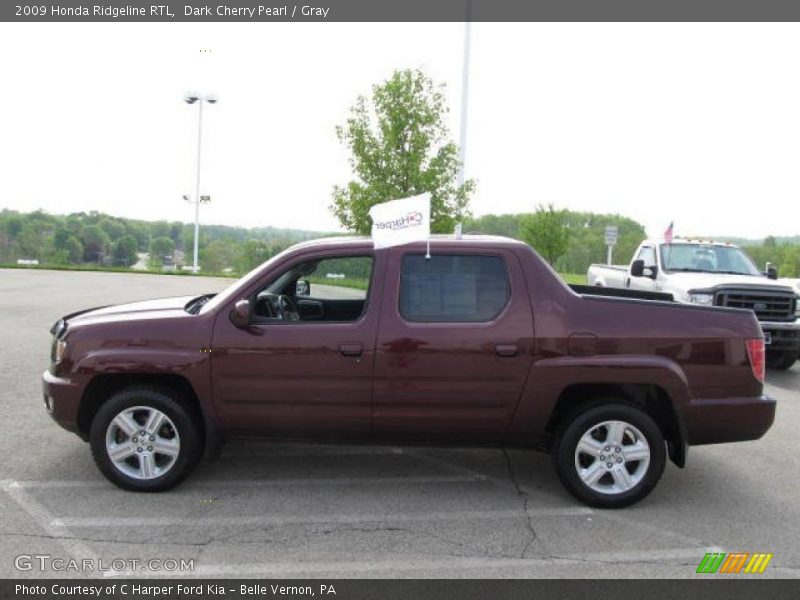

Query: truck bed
570;284;674;303
589;263;628;271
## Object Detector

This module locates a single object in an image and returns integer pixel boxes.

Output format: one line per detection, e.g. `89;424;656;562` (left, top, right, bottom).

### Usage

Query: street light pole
184;92;217;273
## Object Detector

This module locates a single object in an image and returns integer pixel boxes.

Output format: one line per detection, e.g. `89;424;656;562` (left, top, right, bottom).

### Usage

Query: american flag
664;222;674;244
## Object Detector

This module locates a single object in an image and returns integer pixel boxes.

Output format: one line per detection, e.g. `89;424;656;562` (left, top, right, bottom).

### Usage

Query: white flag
368;193;431;250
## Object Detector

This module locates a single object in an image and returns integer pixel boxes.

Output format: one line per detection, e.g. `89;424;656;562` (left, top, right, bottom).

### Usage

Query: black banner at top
6;0;800;22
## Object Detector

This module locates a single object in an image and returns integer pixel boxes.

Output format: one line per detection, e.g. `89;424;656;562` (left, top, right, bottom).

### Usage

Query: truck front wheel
89;387;203;491
553;402;666;508
765;350;798;371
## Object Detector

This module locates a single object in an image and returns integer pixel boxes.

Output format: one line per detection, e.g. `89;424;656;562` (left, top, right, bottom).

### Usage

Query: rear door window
399;254;510;322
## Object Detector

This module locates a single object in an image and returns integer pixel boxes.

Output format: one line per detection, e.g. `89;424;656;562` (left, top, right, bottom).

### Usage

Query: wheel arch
78;373;218;457
544;382;686;467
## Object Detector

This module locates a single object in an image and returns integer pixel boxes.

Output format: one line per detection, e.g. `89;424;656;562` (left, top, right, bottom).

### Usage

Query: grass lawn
559;273;586;285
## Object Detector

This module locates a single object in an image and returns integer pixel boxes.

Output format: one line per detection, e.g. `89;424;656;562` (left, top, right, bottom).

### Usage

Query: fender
74;347;208;377
506;354;691;457
72;347;220;453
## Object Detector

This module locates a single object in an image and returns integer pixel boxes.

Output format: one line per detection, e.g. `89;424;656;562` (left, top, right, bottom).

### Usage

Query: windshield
659;244;761;276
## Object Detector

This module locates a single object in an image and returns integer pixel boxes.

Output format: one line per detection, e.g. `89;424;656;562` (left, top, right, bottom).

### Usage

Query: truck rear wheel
766;350;798;371
89;386;203;491
553;402;666;508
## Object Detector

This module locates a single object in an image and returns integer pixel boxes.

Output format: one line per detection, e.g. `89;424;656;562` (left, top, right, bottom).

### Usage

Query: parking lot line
595;508;711;548
141;546;723;577
53;506;593;529
405;450;493;479
0;479;101;567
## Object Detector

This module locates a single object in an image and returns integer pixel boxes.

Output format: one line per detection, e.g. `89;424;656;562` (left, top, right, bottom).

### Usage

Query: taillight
746;338;765;384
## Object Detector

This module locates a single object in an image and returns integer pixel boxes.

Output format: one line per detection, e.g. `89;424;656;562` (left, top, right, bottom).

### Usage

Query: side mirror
230;299;251;328
644;266;658;279
765;263;778;280
296;279;310;296
630;259;645;277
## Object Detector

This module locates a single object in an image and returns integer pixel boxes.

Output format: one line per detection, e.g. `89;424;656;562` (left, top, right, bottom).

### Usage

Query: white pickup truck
588;239;800;370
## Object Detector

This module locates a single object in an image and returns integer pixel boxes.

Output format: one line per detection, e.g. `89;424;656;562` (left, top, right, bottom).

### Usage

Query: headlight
53;339;67;363
687;293;714;306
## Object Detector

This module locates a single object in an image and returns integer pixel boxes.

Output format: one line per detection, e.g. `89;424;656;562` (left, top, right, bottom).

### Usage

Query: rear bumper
42;370;83;436
684;394;776;446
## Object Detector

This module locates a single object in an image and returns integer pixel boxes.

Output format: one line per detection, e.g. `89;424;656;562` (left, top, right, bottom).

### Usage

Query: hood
779;278;800;295
62;296;197;328
662;272;796;294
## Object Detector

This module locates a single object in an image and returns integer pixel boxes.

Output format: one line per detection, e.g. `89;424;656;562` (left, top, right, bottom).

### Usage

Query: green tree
114;235;139;267
520;205;571;266
331;68;474;234
98;218;126;241
235;239;273;273
63;235;84;264
125;222;148;251
150;220;171;240
5;216;23;238
149;236;176;265
200;239;237;273
169;222;184;247
181;227;207;258
81;225;111;263
463;214;522;239
53;227;73;250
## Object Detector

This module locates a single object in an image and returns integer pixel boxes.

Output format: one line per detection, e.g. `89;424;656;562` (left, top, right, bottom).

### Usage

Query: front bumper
684;394;776;446
760;320;800;352
42;370;83;436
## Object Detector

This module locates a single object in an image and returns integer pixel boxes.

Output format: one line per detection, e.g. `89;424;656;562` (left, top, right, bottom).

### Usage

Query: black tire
552;401;666;509
766;350;798;371
89;386;203;492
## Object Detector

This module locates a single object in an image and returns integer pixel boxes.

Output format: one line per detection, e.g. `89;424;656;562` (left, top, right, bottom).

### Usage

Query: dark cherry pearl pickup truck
43;236;776;507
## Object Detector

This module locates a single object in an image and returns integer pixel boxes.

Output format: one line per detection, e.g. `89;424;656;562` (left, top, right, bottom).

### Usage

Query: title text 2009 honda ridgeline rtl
43;236;776;508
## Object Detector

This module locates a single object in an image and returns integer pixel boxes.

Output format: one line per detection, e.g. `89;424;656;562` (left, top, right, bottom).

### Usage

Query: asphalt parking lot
0;268;798;579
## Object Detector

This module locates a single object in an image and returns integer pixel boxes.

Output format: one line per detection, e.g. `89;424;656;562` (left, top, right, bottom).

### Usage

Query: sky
1;22;799;240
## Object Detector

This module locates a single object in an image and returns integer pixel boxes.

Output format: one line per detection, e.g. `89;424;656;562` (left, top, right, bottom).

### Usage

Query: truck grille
715;289;796;322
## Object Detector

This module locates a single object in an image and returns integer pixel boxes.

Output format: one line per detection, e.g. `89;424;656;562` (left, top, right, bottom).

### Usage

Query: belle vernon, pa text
41;5;331;18
16;584;337;597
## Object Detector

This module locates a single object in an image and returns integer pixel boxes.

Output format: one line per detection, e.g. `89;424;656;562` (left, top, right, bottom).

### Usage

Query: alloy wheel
105;406;181;480
573;419;651;495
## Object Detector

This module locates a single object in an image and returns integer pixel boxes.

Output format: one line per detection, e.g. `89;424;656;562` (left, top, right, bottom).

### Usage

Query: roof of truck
658;238;738;247
290;234;527;250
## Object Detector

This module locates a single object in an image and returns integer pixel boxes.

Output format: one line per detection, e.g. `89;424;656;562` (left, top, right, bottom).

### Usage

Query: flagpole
454;4;472;239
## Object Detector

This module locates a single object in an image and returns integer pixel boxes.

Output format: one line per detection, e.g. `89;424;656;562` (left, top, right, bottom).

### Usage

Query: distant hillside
0;208;332;274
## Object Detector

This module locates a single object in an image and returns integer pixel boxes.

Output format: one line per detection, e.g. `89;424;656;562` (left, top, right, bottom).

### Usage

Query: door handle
495;343;518;357
338;342;364;357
